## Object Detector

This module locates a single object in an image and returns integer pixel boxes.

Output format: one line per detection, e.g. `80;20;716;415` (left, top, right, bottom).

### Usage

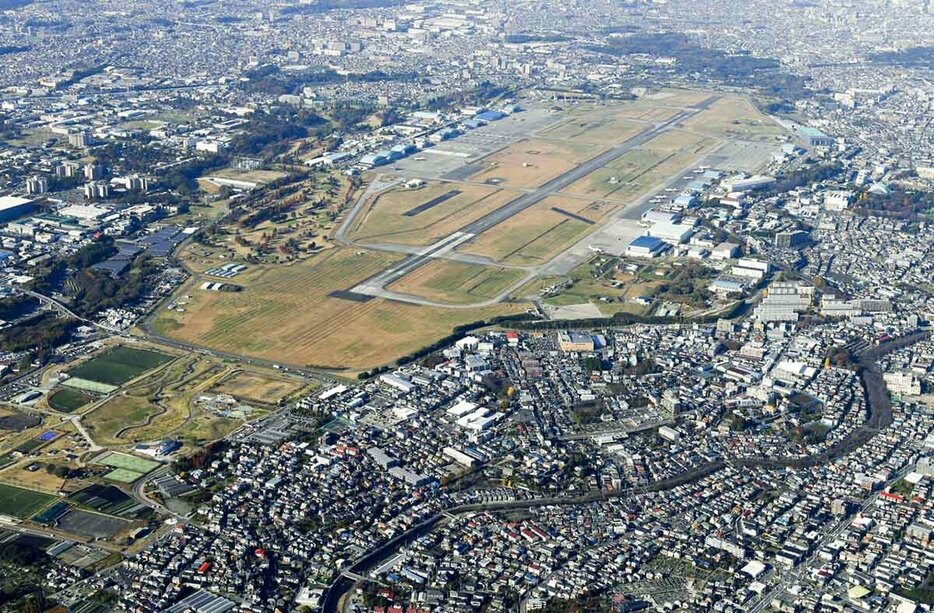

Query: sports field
47;388;96;413
154;247;524;370
347;182;516;246
66;346;174;388
0;483;55;519
104;468;144;483
388;261;527;305
97;452;160;474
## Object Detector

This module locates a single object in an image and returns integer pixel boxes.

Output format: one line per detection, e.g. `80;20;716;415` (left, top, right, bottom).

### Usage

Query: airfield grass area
65;346;174;388
47;388;96;413
388;260;528;305
347;181;516;246
680;96;786;141
561;129;718;200
0;483;55;519
467;138;599;189
459;196;598;266
155;246;525;371
539;115;646;147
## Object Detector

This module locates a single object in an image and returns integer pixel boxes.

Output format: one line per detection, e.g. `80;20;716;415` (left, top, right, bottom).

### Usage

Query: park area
81;354;267;446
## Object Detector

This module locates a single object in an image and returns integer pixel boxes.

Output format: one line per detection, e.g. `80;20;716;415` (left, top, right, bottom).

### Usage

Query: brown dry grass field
347;181;517;246
458;195;598;267
388;260;527;305
539;114;646;147
153;247;525;371
467;139;601;189
679;96;786;141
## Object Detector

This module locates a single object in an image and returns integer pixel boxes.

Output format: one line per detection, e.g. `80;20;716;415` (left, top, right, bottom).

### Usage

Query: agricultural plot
65;346;173;388
156;246;524;370
388;261;527;305
347;182;516;246
459;196;598;266
0;483;55;519
467;139;601;189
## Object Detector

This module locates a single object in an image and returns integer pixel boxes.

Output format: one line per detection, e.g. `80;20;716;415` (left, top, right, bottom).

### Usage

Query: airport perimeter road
346;97;721;300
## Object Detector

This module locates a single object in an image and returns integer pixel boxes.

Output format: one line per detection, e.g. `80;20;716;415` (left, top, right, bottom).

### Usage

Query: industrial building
0;196;38;223
627;235;669;258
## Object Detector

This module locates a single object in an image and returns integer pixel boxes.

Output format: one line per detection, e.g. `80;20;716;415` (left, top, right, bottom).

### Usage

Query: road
339;96;721;303
18;288;121;333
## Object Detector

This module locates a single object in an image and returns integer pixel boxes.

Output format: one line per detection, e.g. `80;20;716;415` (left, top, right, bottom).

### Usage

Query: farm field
679;96;786;141
0;483;55;519
560;129;718;200
458;196;598;267
347;181;517;246
210;370;307;406
388;260;528;305
154;246;525;371
466;138;601;189
65;346;174;389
